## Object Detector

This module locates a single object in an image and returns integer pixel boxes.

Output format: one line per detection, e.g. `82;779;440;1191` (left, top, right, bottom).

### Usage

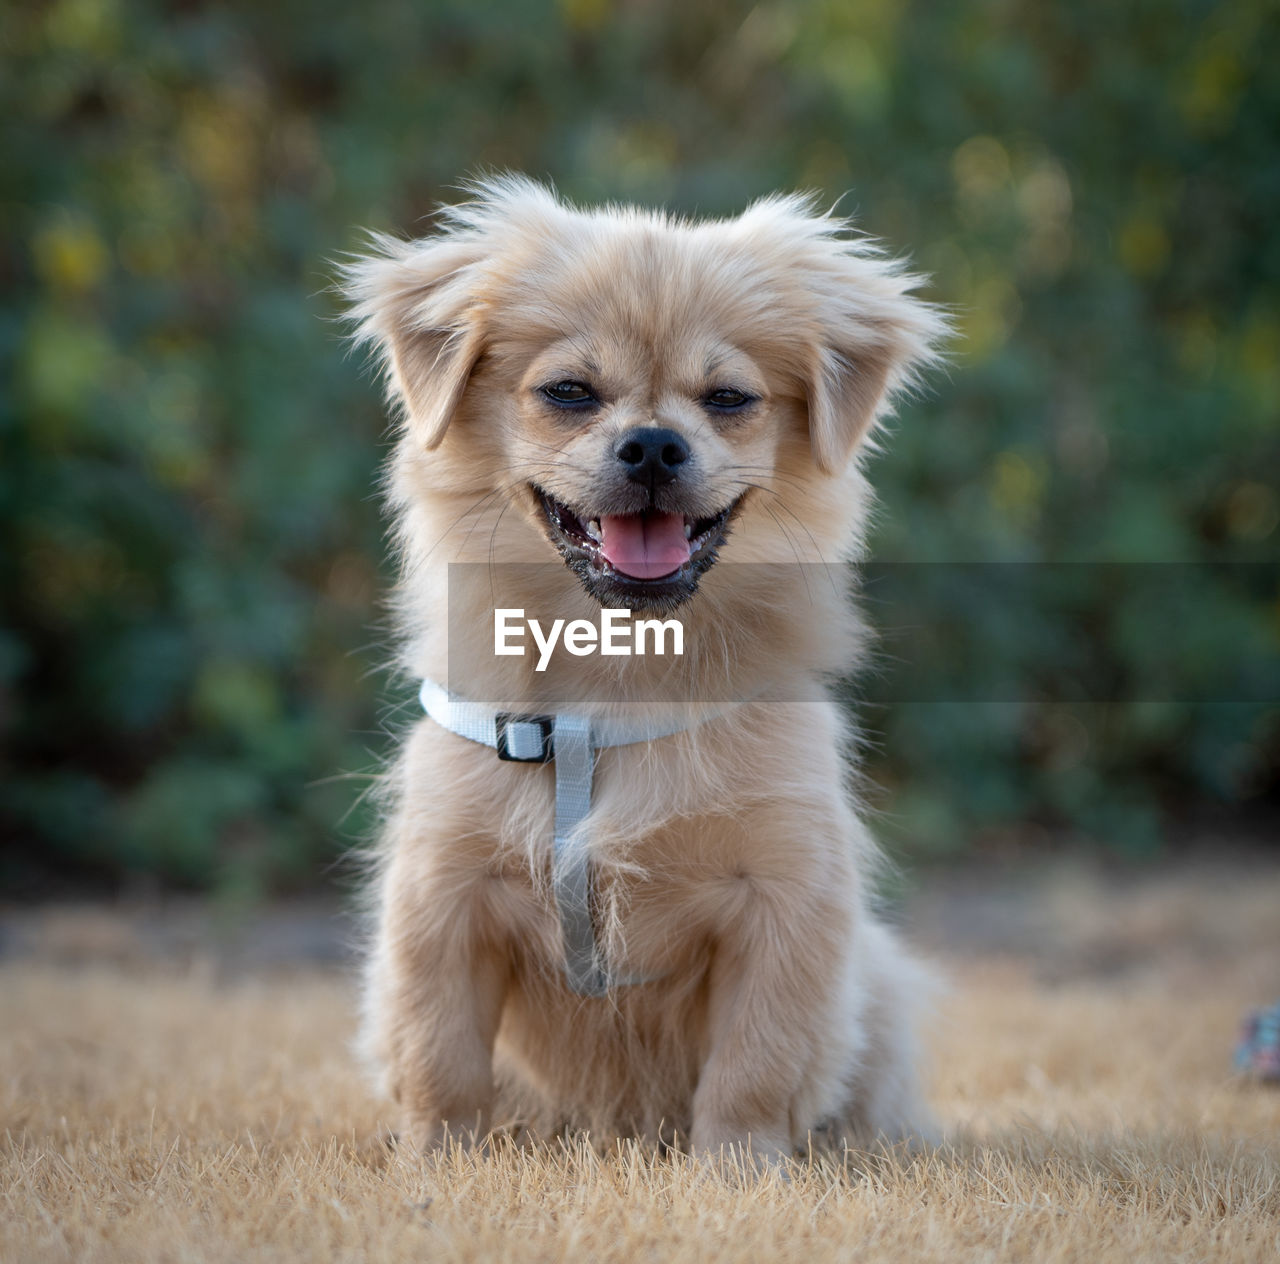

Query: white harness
418;679;701;996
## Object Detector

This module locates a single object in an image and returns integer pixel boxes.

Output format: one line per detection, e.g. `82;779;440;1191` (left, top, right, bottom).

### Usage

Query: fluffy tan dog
343;176;946;1164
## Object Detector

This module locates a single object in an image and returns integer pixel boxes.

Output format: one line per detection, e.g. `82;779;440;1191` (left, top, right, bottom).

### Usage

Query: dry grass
3;861;1279;1262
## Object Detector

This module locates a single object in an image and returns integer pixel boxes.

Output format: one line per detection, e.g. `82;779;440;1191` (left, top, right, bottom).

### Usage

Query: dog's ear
736;195;948;475
341;236;487;449
804;264;949;474
806;338;901;475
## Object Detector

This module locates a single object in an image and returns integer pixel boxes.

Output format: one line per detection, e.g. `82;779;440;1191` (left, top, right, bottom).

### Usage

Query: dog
342;176;946;1165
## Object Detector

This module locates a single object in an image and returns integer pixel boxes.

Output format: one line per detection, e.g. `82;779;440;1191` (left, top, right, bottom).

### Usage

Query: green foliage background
2;0;1277;893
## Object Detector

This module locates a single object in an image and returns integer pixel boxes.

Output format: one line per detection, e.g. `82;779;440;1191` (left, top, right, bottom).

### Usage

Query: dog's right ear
340;236;487;449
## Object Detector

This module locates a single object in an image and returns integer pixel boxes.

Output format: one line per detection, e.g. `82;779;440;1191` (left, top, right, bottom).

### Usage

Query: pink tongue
598;511;691;580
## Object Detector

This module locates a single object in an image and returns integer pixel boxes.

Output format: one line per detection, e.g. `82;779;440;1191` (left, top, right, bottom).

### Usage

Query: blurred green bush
2;0;1276;893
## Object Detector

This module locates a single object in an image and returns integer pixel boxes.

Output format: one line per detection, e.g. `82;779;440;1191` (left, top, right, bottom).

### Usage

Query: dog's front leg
690;882;845;1167
368;851;508;1152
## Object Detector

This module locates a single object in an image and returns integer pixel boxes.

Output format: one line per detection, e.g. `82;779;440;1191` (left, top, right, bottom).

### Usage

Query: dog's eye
704;387;753;411
541;380;597;407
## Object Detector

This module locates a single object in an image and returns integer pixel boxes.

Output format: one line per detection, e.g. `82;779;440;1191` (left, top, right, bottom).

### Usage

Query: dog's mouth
533;488;742;610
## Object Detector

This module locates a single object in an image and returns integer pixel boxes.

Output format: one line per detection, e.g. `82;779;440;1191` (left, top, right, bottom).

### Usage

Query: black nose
615;427;690;490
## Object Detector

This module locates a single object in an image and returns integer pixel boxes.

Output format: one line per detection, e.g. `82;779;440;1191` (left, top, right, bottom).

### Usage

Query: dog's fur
343;176;946;1163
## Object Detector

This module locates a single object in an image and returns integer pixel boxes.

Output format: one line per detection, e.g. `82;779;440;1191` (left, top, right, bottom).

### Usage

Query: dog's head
344;176;943;613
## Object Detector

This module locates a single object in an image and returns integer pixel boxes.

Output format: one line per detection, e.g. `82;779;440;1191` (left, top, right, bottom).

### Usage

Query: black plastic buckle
495;712;554;763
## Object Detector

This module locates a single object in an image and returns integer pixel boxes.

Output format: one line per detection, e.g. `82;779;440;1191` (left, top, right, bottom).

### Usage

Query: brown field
3;857;1279;1262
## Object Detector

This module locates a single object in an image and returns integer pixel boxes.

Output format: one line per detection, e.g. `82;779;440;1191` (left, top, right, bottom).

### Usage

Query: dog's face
345;177;942;612
483;259;794;611
510;314;771;610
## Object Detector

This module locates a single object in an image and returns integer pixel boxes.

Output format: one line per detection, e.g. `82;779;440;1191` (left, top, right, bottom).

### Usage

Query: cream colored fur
342;176;946;1164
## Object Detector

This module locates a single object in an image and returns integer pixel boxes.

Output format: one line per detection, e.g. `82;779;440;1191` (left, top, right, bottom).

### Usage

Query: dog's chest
481;839;729;982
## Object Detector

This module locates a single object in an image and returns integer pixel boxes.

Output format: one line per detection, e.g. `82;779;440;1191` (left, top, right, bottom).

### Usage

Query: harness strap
549;715;606;993
418;679;693;996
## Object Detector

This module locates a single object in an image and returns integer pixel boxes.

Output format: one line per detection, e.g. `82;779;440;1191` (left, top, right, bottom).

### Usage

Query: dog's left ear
340;234;488;449
740;197;947;475
806;337;900;475
805;264;948;474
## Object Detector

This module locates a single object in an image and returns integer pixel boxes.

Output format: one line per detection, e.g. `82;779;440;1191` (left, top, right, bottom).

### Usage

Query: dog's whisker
410;468;556;565
409;486;513;565
450;480;528;559
720;465;825;498
756;502;816;604
729;481;843;584
485;496;516;605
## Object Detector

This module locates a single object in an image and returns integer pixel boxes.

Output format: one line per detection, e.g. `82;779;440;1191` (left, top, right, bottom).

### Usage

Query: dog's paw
689;1131;794;1182
394;1113;493;1158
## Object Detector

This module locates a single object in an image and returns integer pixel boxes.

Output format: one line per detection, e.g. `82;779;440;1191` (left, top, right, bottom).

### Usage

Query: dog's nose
615;427;690;490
